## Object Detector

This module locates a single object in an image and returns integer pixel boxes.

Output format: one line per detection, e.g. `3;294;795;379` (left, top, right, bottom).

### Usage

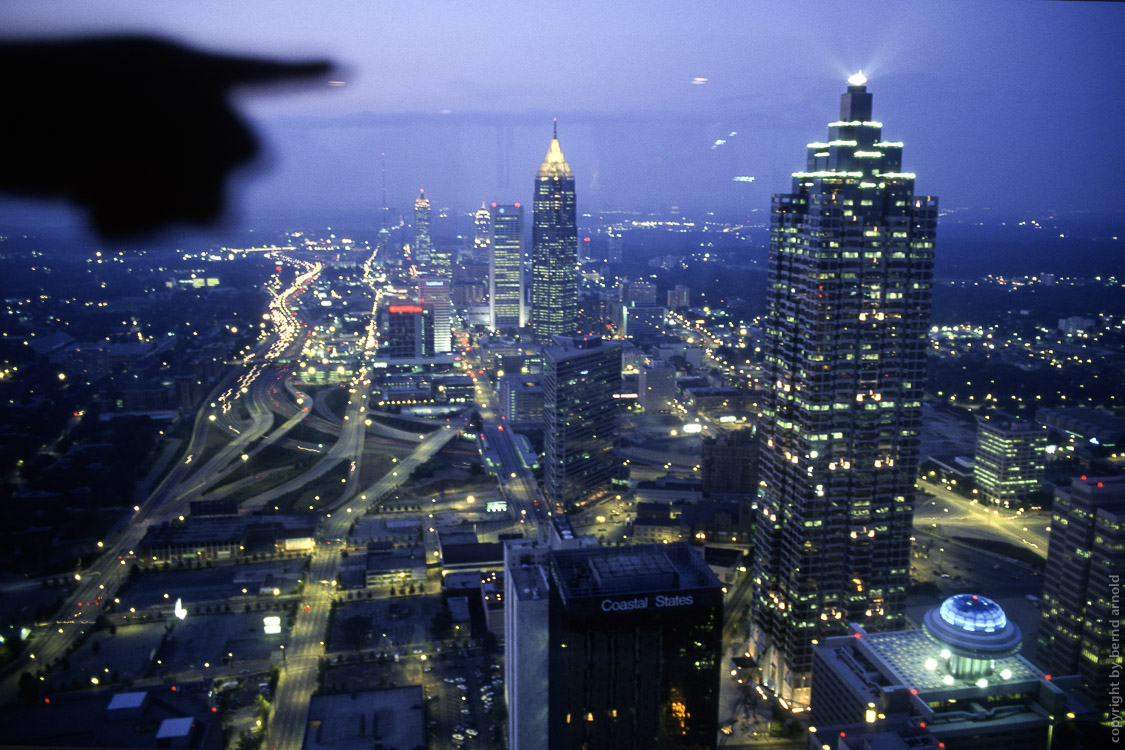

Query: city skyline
0;1;1121;230
0;5;1120;749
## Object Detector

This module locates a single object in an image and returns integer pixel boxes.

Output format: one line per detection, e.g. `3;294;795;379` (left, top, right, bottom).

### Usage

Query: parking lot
424;649;505;749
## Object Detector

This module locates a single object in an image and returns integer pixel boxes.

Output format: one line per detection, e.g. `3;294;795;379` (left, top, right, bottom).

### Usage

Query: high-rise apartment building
489;202;524;331
504;541;724;750
412;188;432;267
531;123;578;342
1038;474;1125;725
543;336;620;510
749;74;938;702
973;412;1047;507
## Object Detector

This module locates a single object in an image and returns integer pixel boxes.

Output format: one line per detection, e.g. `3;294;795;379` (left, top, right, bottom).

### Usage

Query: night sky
3;0;1123;226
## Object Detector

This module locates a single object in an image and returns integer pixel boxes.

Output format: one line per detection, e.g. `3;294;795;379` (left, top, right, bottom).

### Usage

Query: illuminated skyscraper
1038;475;1125;725
412;188;432;267
748;74;938;702
973;412;1047;507
489;202;524;331
531;122;578;342
418;276;452;354
474;202;492;260
543;336;620;510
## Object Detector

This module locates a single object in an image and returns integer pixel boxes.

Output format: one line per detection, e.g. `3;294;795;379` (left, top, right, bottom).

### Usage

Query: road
914;480;1050;557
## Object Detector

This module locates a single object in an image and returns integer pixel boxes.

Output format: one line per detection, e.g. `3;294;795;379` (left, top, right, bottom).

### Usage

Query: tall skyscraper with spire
489;202;524;331
376;152;392;257
531;121;578;342
412;188;433;267
474;202;492;261
748;74;938;702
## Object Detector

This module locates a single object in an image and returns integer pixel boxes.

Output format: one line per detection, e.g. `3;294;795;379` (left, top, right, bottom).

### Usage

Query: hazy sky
4;0;1124;227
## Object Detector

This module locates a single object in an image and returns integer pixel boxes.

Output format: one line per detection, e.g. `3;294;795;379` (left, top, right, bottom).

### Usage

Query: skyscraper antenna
553;117;558;139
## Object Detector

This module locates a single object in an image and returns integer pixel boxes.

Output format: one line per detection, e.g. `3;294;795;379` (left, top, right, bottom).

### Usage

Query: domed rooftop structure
923;593;1023;678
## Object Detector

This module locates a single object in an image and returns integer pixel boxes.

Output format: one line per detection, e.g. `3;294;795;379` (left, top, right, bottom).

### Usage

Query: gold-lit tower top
538;118;572;178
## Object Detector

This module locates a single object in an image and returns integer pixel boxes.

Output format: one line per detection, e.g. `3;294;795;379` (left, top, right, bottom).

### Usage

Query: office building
531;122;578;342
412;188;432;267
702;428;760;496
378;303;432;360
620;279;657;305
474;202;491;261
543;336;620;510
505;541;724;750
667;284;690;310
417;276;452;353
749;74;938;701
504;539;553;750
1038;475;1125;725
498;374;544;425
490;202;525;331
638;361;676;413
809;594;1069;750
973;412;1047;507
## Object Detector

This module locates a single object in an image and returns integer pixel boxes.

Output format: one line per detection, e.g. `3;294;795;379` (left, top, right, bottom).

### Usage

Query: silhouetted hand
0;37;332;237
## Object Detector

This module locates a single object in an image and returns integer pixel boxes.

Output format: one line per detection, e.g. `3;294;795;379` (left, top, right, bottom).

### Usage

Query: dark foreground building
506;541;724;750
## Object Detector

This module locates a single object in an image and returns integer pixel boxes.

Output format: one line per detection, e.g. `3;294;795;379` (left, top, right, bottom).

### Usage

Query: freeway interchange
2;246;469;750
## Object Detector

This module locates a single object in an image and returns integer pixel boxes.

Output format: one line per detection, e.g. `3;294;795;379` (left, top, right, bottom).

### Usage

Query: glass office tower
749;74;938;702
531;122;578;342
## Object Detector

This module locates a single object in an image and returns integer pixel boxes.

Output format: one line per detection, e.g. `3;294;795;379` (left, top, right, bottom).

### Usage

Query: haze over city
2;0;1123;225
0;3;1122;750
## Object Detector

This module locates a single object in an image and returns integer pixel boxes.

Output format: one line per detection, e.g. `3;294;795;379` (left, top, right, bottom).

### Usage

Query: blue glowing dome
939;594;1007;633
923;593;1022;661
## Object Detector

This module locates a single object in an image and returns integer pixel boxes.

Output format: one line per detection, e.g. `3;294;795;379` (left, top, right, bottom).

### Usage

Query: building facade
474;202;491;262
505;542;723;750
749;75;938;702
417;276;452;354
973;412;1047;507
809;595;1069;750
1037;474;1125;725
531;123;578;342
378;303;432;359
543;336;621;510
489;202;525;331
638;361;677;413
412;188;432;267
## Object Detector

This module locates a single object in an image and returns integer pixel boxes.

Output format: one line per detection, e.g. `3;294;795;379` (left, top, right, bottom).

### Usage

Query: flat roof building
542;336;622;511
505;541;723;749
810;594;1072;750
